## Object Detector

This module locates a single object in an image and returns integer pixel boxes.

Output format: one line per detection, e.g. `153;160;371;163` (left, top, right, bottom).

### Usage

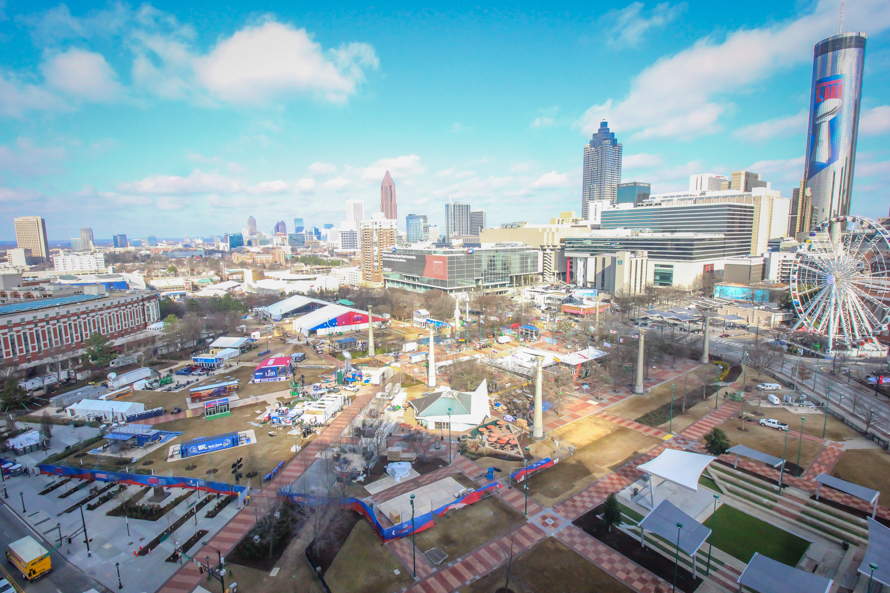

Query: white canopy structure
815;474;880;518
737;553;832;593
860;518;890;588
637;449;715;509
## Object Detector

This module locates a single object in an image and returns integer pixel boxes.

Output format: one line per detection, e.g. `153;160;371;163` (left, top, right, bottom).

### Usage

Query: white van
757;383;781;391
767;394;781;405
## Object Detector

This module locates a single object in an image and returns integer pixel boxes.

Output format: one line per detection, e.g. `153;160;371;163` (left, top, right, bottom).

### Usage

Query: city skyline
1;1;889;240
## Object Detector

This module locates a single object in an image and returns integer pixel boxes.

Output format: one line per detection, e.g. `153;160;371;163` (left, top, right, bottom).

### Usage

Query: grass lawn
324;520;414;593
460;537;633;593
607;364;720;421
714;417;824;469
699;475;720;492
708;504;809;566
412;496;526;561
832;448;890;506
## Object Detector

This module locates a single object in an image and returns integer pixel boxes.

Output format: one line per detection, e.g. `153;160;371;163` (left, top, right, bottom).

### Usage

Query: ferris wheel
790;215;890;352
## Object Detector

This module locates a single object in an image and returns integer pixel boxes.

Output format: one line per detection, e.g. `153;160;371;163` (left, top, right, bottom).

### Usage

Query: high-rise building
582;120;622;218
406;214;429;243
13;216;49;262
247;215;257;235
146;236;157;247
800;32;866;228
360;213;397;284
227;233;244;249
380;171;397;220
80;227;95;250
445;203;471;237
70;238;83;251
346;200;365;225
323;223;334;229
469;210;487;235
339;228;359;250
616;182;650;205
53;253;106;272
689;174;728;192
113;234;128;248
730;171;768;192
274;220;287;234
293;218;304;233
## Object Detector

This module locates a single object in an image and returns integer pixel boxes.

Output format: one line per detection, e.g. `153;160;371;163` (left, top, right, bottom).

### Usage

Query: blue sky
0;0;888;240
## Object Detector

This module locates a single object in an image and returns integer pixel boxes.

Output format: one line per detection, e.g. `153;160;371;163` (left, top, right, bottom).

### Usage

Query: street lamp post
19;491;25;513
822;387;833;440
447;407;452;465
779;428;790;492
116;561;122;589
867;562;878;593
669;384;675;434
795;417;806;480
56;523;62;546
523;446;530;516
0;465;7;499
410;494;416;578
672;522;683;593
705;495;718;576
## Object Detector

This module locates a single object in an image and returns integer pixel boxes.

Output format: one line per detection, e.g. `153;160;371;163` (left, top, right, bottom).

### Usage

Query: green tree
703;427;731;457
167;265;178;274
602;493;622;532
85;332;115;368
0;379;32;411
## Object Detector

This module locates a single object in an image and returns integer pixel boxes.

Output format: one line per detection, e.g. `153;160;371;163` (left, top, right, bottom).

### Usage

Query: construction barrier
510;457;557;483
37;463;246;496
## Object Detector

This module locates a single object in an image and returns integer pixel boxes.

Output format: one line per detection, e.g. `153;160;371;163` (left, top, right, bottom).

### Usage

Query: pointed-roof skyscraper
581;121;622;219
247;215;257;235
380;171;397;220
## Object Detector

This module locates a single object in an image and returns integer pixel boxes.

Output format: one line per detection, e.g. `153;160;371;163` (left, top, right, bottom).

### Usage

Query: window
434;421;449;430
653;266;674;287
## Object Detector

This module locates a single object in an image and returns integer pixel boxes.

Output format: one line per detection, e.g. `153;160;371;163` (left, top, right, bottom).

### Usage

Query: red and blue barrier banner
510;458;557;483
280;482;500;543
38;464;246;496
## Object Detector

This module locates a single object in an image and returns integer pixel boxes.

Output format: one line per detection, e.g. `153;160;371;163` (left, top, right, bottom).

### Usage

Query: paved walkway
597;412;671;440
156;390;375;593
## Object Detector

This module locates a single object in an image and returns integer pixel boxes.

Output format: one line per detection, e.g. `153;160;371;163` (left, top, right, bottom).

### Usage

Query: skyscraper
247;215;257;235
730;171;768;192
293;218;304;233
14;216;49;262
80;227;95;250
345;200;365;225
381;171;397;220
274;220;287;234
360;213;397;284
616;182;650;205
469;210;487;235
689;174;728;192
113;234;128;248
445;203;471;237
800;32;866;228
406;214;429;243
582;121;622;218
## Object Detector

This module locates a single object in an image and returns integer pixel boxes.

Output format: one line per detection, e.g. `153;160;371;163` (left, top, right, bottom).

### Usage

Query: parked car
720;333;731;338
0;578;12;592
344;385;359;393
759;418;788;430
757;383;782;391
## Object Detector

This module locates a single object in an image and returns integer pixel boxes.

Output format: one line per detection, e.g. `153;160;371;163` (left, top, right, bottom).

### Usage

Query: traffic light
231;458;243;483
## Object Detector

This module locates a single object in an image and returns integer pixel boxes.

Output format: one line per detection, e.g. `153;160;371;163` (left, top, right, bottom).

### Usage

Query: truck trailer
6;536;51;582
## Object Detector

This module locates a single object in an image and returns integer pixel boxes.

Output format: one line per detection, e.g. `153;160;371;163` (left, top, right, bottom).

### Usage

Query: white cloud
0;71;68;117
623;153;663;169
249;180;289;194
450;122;471;133
361;154;426;180
531;171;571;189
732;112;807;141
195;21;378;104
0;138;66;177
435;166;474;179
578;0;890;139
860;106;890;136
40;49;124;102
322;177;351;191
294;177;315;193
0;186;44;203
119;169;243;195
747;156;805;184
510;162;532;173
309;162;337;175
600;2;686;49
531;106;558;128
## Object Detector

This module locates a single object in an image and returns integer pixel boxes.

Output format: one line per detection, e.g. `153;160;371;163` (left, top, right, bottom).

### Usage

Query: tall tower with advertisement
800;32;866;229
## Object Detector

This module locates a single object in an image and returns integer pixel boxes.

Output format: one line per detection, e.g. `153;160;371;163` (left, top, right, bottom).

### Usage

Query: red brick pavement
156;390;376;593
803;441;844;478
388;536;435;579
403;524;546;593
596;412;671;439
679;401;741;441
710;562;742;592
558;525;669;593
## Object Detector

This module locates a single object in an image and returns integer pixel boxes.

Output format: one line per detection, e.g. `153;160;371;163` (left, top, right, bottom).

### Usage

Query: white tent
637;449;715;509
66;400;145;422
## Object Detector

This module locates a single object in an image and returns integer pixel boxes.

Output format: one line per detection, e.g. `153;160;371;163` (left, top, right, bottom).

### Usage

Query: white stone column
368;305;375;357
634;333;645;394
533;355;544;440
428;325;436;388
700;316;710;364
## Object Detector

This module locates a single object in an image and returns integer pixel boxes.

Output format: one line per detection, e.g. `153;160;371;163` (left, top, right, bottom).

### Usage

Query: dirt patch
714;417;824;469
460;537;633;593
750;407;860;442
324;520;414;593
832;449;890;506
185;464;197;471
141;460;154;466
527;426;661;507
412;496;526;561
608;363;721;422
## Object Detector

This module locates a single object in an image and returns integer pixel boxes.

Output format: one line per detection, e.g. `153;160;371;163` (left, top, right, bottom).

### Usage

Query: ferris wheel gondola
789;215;890;352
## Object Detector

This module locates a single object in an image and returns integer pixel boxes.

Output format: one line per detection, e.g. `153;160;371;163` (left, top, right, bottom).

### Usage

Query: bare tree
442;359;487;392
40;411;53;442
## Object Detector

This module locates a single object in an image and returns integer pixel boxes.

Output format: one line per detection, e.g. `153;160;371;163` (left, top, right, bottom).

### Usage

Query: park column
533;355;544;440
700;316;710;364
368;306;375;357
634;333;645;394
428;325;436;387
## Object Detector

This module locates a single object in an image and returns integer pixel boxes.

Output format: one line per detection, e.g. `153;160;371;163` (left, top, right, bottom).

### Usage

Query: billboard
423;255;449;280
180;432;238;458
802;33;866;226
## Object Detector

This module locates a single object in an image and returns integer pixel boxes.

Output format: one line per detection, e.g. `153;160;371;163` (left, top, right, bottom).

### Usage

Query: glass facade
616;182;650;204
382;246;541;292
406;214;429;243
653;264;674;286
582;121;622;218
564;234;731;261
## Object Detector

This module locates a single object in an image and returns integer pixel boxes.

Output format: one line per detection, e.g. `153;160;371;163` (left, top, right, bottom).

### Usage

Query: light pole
447;407;452;465
779;428;790;492
672;522;683;593
56;523;62;546
705;495;718;576
795;417;806;479
523;446;530;516
0;465;7;499
80;504;91;557
19;491;25;513
822;386;833;440
410;494;416;578
116;561;122;589
867;562;878;593
669;384;675;434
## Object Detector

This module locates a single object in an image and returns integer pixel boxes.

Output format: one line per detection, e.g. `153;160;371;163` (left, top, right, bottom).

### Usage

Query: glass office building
406;214;429;243
616;182;650;205
564;233;731;262
382;246;541;293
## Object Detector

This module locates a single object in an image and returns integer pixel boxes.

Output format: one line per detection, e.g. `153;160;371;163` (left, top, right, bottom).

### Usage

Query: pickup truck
6;536;52;582
759;418;789;431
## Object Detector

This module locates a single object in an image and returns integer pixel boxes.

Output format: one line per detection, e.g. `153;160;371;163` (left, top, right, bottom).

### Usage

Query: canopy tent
639;500;711;578
860;518;890;587
726;445;784;472
815;474;880;518
637;449;715;509
737;553;832;593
